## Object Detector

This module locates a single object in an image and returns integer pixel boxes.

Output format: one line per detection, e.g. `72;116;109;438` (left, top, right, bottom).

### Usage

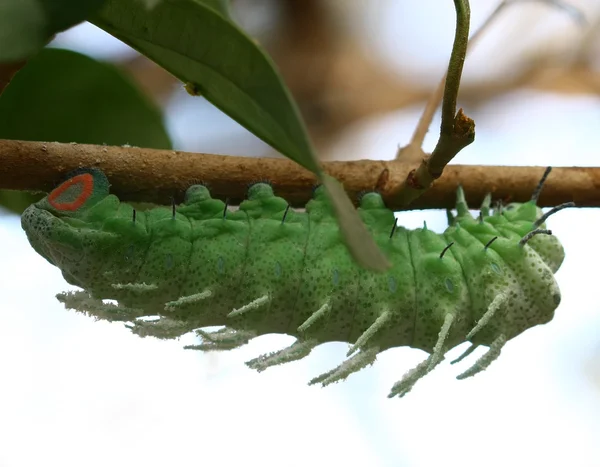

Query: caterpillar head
450;178;568;344
21;168;116;278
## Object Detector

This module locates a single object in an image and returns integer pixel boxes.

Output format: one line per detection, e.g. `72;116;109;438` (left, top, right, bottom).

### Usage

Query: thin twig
394;0;474;207
0;139;595;210
397;0;586;165
438;0;471;137
399;0;505;161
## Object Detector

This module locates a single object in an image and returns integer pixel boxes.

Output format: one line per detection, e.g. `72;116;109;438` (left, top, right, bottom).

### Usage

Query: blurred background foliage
0;48;171;213
47;0;600;156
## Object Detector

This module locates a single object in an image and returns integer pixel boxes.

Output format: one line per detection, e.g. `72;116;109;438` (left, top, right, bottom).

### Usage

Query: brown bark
1;139;597;210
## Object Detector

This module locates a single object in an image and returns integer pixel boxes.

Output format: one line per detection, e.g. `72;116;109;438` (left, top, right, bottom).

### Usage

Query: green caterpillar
21;167;572;397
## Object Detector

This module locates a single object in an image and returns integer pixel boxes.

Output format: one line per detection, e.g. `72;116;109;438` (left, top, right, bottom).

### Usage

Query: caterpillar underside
21;168;570;397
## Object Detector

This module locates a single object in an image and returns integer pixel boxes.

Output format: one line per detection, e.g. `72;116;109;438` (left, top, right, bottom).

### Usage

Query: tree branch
1;139;597;210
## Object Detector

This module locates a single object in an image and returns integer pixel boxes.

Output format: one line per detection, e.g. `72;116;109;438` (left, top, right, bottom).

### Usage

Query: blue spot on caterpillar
20;167;573;397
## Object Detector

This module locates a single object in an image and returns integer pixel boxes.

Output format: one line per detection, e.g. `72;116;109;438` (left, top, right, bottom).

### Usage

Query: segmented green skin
21;168;565;396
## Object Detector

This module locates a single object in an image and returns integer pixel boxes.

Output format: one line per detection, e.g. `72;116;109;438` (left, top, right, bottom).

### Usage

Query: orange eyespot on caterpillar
48;173;95;211
21;167;573;398
47;168;111;212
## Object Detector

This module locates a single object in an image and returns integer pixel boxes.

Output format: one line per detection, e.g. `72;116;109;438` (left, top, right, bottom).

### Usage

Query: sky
2;2;600;467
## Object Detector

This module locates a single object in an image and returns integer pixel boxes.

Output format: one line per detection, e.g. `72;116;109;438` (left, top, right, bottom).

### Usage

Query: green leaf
136;0;230;16
0;48;172;214
0;47;171;148
0;0;107;62
322;176;391;272
91;0;389;271
91;0;319;173
197;0;230;17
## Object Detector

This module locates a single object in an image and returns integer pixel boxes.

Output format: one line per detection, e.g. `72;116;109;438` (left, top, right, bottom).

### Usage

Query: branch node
407;169;426;190
375;168;390;192
454;108;475;141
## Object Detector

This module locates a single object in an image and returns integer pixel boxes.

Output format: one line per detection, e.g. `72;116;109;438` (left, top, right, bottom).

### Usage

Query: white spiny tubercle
456;334;507;380
164;289;212;311
196;327;256;343
466;292;508;340
227;295;270;318
309;347;379;387
347;309;391;356
246;339;318;372
427;313;455;371
57;291;145;321
186;328;256;351
297;300;331;333
111;282;158;291
57;290;102;311
185;342;225;351
388;355;439;398
450;343;479;365
128;317;192;339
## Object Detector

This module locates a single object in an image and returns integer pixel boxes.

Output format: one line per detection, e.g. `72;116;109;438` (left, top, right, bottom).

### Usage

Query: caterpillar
21;167;572;397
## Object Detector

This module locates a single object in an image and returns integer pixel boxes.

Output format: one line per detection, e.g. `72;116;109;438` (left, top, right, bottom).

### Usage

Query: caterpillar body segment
21;168;567;397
